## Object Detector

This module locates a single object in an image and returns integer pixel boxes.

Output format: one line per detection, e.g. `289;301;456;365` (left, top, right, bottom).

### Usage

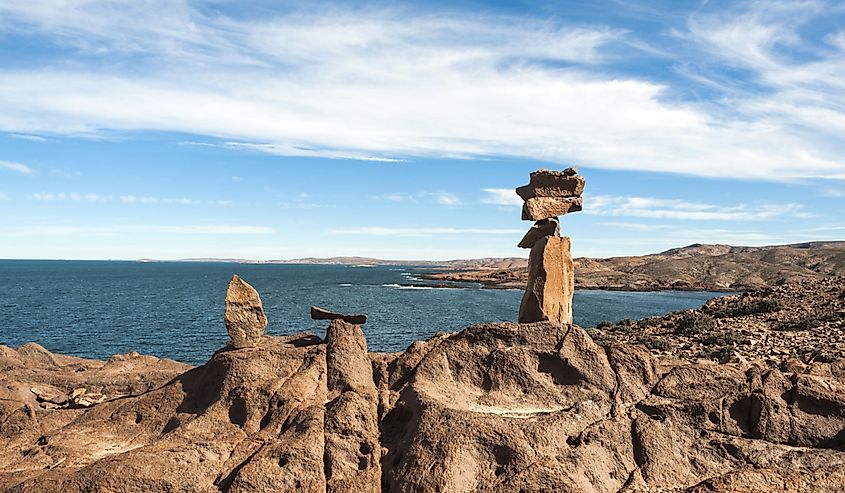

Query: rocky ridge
421;241;845;291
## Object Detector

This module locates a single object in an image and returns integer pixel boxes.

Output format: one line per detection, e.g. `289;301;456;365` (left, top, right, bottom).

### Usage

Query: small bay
0;260;722;365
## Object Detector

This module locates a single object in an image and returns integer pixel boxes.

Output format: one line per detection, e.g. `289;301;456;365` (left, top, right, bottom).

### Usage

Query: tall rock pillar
516;168;584;324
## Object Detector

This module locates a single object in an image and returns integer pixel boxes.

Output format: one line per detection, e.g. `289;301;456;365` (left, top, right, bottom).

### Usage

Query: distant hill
421;241;845;291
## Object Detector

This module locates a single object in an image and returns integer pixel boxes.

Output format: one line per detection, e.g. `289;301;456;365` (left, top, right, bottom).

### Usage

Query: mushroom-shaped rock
311;306;368;325
518;218;560;249
224;275;267;348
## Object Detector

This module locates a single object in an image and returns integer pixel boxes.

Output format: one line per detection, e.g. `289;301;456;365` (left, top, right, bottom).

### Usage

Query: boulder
516;169;585;201
311;306;368;325
517;218;560;249
522;196;582;221
225;275;268;349
519;236;574;324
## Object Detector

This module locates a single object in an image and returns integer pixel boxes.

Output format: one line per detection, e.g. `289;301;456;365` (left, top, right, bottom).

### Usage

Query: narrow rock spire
224;275;267;348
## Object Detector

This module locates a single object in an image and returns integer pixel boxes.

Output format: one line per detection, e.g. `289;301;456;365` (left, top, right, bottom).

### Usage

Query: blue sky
0;0;844;260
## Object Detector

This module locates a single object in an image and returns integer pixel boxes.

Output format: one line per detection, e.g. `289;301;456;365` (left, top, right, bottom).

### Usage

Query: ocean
0;260;722;365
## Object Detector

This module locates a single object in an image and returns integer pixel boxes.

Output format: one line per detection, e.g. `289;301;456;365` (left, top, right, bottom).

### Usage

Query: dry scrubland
422;241;845;291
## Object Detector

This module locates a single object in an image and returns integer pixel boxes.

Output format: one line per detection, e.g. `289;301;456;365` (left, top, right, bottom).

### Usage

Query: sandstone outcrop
2;278;845;492
225;275;267;348
517;167;584;324
311;306;368;325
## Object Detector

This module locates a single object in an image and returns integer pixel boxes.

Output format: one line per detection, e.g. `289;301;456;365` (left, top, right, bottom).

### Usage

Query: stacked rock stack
516;168;584;324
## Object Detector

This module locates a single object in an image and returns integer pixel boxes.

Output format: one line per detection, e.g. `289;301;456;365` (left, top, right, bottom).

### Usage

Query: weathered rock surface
2;317;845;492
312;306;368;325
519;236;575;324
324;320;381;493
521;196;583;221
591;275;845;365
516;168;585;201
225;275;267;348
517;218;559;249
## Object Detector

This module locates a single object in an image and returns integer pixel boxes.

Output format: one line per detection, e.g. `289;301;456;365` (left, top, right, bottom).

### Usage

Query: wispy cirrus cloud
327;227;522;237
0;2;843;179
0;161;33;174
370;191;462;206
33;192;107;202
32;192;232;205
120;195;232;206
481;188;522;206
16;225;274;235
587;195;810;221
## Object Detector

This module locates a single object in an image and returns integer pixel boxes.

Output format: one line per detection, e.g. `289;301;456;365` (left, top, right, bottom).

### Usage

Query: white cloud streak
16;225;274;235
0;2;842;179
0;161;33;174
327;227;523;237
32;192;232;205
587;195;807;221
370;191;462;206
33;192;107;202
481;188;523;206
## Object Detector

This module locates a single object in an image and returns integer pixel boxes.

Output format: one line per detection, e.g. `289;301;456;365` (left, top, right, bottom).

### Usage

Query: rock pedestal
224;275;267;348
519;236;575;324
516;168;583;324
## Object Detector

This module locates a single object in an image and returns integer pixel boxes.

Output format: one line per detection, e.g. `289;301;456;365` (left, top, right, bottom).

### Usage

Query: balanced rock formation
224;275;267;348
311;306;368;326
517;167;584;324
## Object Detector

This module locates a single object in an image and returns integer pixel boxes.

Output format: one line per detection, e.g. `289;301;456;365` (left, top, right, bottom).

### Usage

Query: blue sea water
0;260;722;365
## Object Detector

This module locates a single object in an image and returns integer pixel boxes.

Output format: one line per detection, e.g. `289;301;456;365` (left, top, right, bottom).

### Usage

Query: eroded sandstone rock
324;320;381;493
519;236;574;324
516;168;585;201
312;306;368;325
225;275;268;348
521;196;583;221
518;218;559;249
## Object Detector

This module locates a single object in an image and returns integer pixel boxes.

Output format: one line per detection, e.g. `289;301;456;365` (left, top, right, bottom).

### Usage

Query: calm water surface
0;261;721;365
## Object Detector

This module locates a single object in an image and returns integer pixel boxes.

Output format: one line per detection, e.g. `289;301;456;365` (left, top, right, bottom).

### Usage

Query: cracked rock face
225;275;268;349
2;322;845;492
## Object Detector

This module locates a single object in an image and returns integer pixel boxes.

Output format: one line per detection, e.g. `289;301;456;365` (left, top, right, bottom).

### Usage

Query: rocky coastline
2;275;844;492
3;169;843;492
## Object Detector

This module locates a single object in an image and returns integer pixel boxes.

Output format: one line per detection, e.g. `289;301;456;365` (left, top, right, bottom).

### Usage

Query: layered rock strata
517;168;584;324
224;275;267;348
